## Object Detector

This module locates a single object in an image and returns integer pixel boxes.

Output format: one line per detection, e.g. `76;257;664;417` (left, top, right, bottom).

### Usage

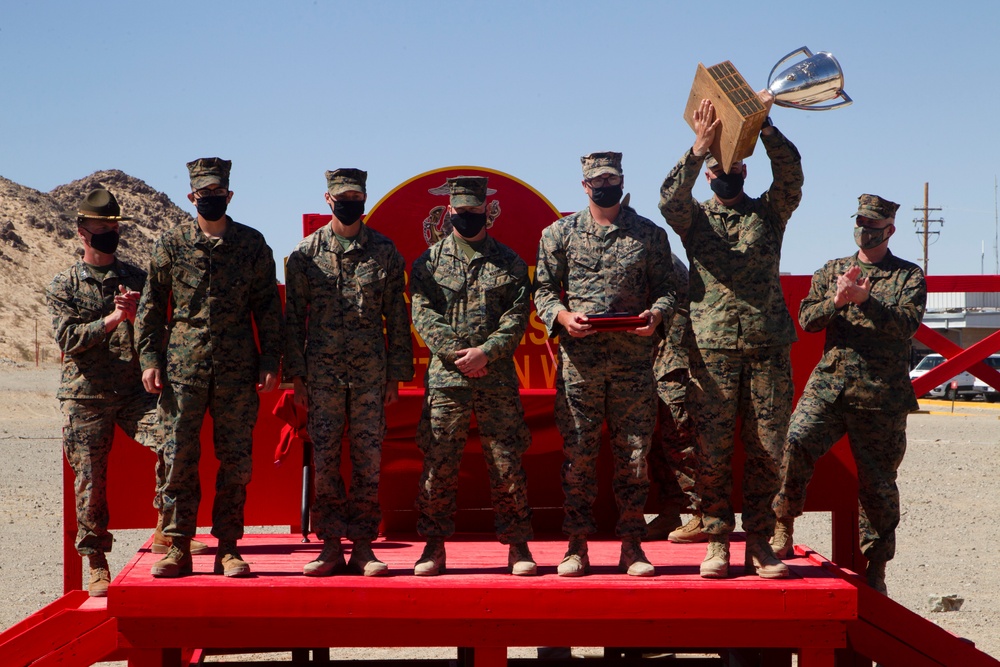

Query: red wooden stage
111;535;856;666
6;167;1000;667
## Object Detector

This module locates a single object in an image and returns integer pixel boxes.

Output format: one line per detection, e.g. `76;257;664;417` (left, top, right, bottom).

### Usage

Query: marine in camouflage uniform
534;152;676;577
410;176;536;576
645;253;701;541
659;98;802;578
137;158;284;578
773;194;926;595
47;188;160;597
284;168;414;577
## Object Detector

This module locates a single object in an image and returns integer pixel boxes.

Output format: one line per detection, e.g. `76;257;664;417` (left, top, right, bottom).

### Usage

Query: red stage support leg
831;507;862;574
468;647;506;667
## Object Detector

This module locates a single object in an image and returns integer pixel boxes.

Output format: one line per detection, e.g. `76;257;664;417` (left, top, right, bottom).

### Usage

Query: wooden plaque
683;61;771;173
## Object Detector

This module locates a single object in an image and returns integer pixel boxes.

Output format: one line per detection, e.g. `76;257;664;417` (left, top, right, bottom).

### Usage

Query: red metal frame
910;276;1000;397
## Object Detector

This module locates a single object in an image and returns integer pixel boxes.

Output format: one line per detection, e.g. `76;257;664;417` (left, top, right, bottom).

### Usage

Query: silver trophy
767;47;852;110
684;46;852;171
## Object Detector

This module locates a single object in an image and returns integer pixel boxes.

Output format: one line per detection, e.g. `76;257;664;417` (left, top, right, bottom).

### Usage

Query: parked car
909;354;977;400
971;354;1000;402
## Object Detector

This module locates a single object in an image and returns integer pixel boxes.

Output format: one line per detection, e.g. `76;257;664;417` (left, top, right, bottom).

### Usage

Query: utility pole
913;182;944;275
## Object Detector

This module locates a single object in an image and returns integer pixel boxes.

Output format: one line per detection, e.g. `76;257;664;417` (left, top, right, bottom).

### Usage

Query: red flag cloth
272;390;310;466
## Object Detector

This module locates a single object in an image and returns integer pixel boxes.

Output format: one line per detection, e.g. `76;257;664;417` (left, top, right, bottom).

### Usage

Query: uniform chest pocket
568;246;600;272
171;264;204;290
617;241;647;268
482;270;516;291
434;271;466;298
738;216;767;248
869;280;898;305
313;255;341;286
356;262;387;288
74;293;107;318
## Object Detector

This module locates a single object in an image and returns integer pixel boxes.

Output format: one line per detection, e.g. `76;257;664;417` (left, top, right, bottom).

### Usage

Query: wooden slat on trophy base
684;62;771;173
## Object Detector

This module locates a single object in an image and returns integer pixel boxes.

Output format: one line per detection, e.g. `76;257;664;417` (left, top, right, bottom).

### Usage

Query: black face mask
332;200;365;225
87;229;120;254
589;184;623;208
451;211;488;238
196;195;229;222
710;171;745;200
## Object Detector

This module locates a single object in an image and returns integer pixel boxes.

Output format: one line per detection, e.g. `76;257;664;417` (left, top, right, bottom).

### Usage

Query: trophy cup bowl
767;47;852;110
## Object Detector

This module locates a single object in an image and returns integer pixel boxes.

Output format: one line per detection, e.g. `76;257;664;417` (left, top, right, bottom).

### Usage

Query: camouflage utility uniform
137;218;283;542
48;260;160;555
658;128;803;538
284;222;413;542
534;206;676;538
649;254;698;515
411;233;533;543
774;251;926;563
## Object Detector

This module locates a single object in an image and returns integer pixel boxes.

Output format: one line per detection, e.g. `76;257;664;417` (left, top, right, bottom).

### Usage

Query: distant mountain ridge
0;170;194;362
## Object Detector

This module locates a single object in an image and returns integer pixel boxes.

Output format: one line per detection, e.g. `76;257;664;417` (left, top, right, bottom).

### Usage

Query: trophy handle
774;91;853;111
767;46;814;88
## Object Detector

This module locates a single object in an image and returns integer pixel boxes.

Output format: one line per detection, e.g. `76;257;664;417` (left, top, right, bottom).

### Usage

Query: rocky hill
0;171;193;363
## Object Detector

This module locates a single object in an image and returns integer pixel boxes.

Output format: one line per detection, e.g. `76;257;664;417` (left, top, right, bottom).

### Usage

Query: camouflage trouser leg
557;364;655;539
473;385;533;544
159;382;257;541
774;392;907;562
61;399;115;555
852;411;907;562
415;388;473;539
208;383;257;541
308;384;386;542
650;371;699;513
689;345;792;536
773;390;844;520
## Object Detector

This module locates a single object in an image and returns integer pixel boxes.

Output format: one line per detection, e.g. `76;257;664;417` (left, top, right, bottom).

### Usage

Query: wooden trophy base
684;61;772;172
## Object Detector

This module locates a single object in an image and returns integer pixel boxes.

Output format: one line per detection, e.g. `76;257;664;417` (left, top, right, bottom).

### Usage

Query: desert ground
1;363;997;662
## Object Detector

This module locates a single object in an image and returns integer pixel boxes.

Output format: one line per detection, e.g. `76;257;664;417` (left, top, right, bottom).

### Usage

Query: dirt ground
1;364;997;661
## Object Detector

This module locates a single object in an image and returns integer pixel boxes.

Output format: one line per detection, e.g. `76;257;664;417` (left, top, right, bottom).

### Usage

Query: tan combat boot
645;508;682;541
348;541;388;577
87;552;111;597
668;515;710;543
214;540;251;578
303;539;345;577
556;536;590;577
866;559;888;595
699;534;730;579
150;538;193;578
508;542;538;576
770;517;795;559
744;533;789;579
619;538;655;577
414;538;446;576
151;512;208;555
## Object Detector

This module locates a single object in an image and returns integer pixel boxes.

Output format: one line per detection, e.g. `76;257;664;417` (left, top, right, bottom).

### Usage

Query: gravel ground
1;365;997;661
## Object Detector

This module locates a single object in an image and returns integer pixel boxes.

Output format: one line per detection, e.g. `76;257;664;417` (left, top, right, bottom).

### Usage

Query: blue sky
3;1;997;276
